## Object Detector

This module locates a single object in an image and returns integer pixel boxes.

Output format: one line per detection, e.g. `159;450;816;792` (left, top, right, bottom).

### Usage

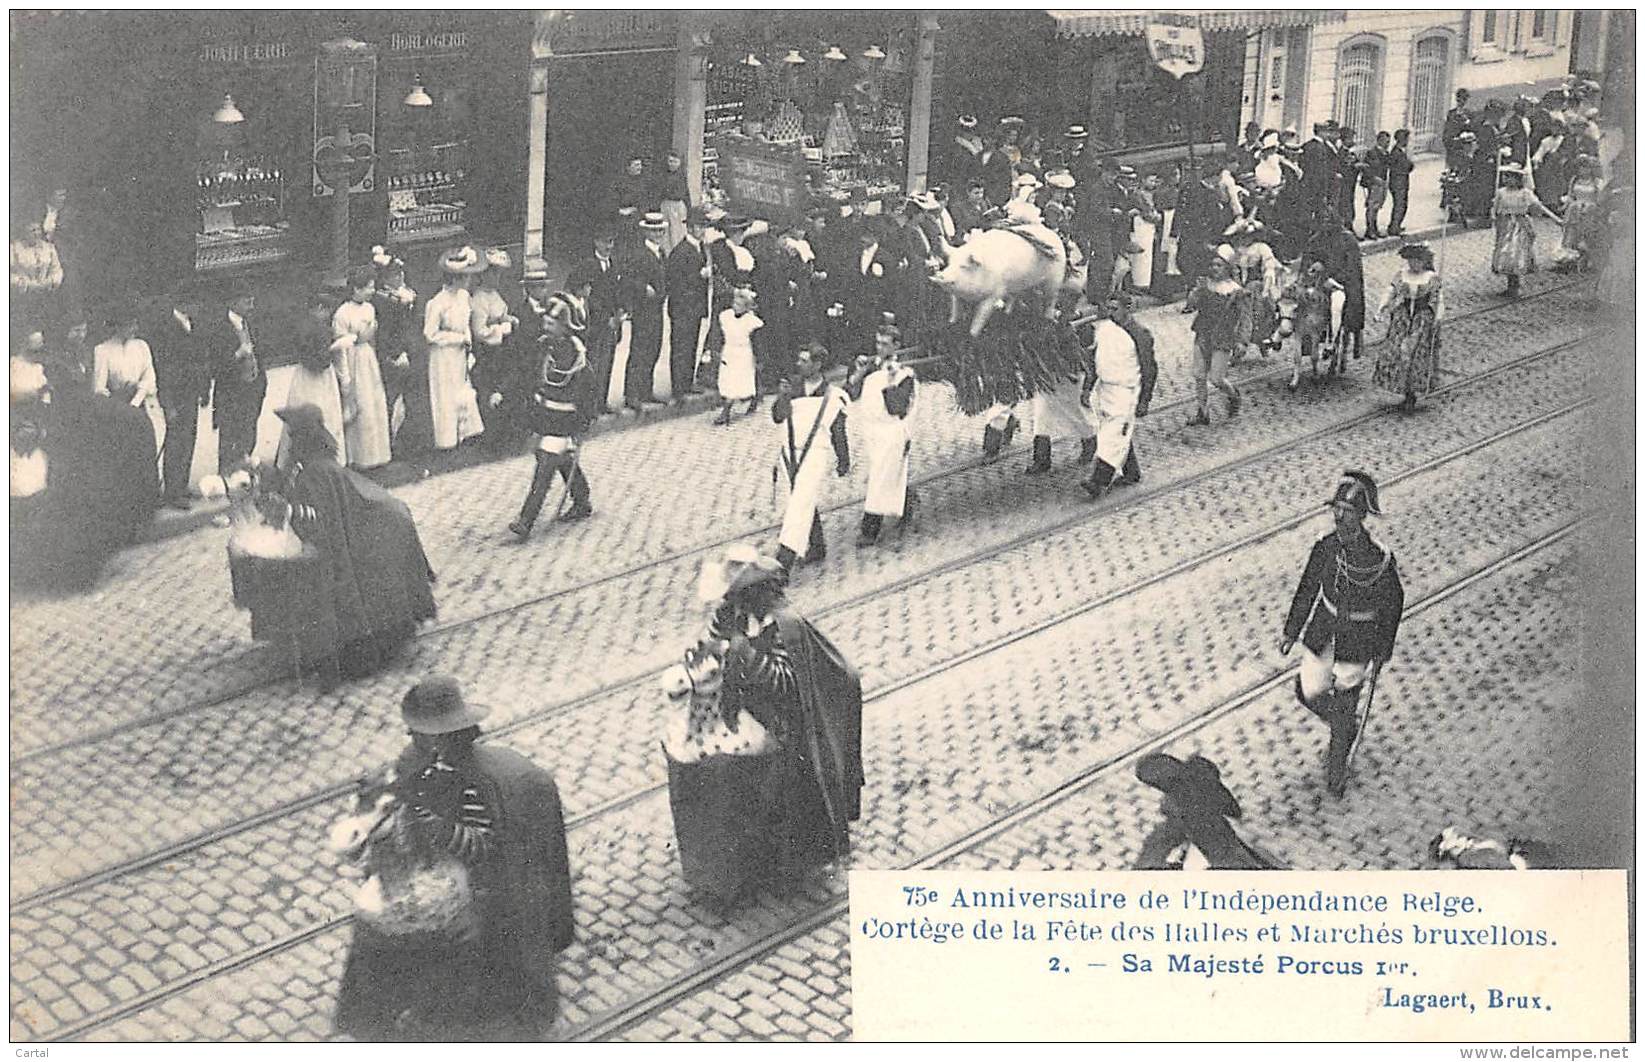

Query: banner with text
851;870;1629;1041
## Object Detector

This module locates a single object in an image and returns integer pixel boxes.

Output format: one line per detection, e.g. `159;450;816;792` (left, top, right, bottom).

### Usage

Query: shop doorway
544;49;676;259
1260;27;1310;133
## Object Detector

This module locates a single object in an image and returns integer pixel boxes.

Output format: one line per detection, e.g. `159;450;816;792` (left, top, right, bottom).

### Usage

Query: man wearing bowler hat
619;212;670;410
1280;471;1404;797
336;675;574;1038
665;208;714;398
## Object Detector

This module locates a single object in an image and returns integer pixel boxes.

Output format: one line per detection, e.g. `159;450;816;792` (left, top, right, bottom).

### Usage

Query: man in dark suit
1386;129;1415;235
949;179;994;241
575;229;623;415
1299;121;1336;226
846;219;910;354
619;212;668;409
978;134;1015;209
149;289;212;507
1442;88;1474;171
1334;126;1360;228
664;209;713;398
207;289;267;476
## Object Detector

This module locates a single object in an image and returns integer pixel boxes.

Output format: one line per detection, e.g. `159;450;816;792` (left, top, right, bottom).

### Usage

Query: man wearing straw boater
1281;471;1405;797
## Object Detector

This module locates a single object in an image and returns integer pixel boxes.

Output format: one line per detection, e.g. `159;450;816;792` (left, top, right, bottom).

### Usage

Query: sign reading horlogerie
1145;14;1204;79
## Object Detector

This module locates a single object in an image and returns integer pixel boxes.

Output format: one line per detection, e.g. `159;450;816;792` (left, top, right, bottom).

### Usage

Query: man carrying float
771;346;851;574
1077;297;1146;501
845;322;918;547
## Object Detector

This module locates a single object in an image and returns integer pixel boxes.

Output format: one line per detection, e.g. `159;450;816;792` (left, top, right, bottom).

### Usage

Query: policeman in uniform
509;297;595;540
1280;471;1404;796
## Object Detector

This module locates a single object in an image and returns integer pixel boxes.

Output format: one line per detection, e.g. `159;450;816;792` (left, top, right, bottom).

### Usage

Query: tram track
13;294;1593;919
45;362;1592;1042
15;275;1586;767
567;517;1589;1043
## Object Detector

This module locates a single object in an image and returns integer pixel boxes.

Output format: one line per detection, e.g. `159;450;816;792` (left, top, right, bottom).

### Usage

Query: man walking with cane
1280;471;1404;796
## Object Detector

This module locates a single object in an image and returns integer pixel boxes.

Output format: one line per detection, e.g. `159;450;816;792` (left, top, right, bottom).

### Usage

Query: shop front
929;10;1342;180
11;11;530;356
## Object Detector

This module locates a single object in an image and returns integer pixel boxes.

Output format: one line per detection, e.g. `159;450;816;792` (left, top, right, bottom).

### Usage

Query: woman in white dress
423;247;486;451
284;292;349;467
92;310;163;448
333;266;392;470
711;285;761;426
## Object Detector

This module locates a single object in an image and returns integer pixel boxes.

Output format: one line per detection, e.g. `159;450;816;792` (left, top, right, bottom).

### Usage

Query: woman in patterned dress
333;266;393;471
1373;243;1444;411
1492;166;1563;298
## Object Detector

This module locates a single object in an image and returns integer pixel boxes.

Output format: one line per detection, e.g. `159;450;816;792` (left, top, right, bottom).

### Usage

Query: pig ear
962;258;981;270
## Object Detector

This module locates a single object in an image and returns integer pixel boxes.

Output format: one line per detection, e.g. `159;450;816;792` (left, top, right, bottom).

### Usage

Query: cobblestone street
9;226;1625;1043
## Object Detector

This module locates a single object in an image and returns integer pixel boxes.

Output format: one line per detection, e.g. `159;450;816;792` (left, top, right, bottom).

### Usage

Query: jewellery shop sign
1145;13;1204;80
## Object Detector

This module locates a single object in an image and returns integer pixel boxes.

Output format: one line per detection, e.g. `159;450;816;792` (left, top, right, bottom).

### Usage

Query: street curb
135;220;1477;547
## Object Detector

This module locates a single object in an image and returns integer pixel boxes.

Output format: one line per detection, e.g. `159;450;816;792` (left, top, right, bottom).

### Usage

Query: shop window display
194;92;294;272
381;68;472;245
1085;34;1240;154
703;21;913;217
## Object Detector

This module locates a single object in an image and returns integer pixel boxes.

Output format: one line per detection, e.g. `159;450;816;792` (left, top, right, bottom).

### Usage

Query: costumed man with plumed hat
508;293;595;540
1281;471;1404;796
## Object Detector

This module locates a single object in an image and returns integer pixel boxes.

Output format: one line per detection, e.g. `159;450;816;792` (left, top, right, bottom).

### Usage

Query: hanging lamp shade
862;44;886;60
212;94;246;124
823;44;847;61
782;48;806;65
404;79;434;108
740;52;763;67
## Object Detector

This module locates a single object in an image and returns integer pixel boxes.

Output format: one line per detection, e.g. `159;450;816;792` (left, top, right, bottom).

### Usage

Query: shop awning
1047;9;1345;37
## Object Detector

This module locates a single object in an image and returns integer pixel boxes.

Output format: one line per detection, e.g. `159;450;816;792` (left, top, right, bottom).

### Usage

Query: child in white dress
711;285;762;426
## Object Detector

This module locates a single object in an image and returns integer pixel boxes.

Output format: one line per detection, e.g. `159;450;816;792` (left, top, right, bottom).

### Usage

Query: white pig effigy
926;220;1090;415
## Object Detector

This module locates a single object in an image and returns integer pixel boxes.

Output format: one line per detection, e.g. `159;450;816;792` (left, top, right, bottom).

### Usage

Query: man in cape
273;404;437;679
335;675;574;1040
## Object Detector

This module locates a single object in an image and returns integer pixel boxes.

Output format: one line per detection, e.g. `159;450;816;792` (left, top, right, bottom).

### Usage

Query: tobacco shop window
702;18;913;212
194;88;295;272
381;63;473;244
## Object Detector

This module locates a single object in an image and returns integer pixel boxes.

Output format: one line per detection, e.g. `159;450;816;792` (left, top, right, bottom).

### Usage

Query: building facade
1242;10;1586;154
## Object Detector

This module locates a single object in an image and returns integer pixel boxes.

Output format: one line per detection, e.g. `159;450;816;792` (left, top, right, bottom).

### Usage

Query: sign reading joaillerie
1144;13;1205;80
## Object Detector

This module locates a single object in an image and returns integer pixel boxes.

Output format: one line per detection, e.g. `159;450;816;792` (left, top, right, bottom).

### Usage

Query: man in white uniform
847;324;918;546
1078;300;1144;501
771;347;851;574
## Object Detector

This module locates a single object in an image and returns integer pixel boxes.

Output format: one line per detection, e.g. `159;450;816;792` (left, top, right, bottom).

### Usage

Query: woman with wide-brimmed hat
268;403;437;679
423;246;487;451
1280;470;1405;797
1373;243;1445;410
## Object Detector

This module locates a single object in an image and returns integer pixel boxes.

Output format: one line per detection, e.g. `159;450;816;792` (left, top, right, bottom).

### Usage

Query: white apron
1030;379;1091;442
1091;319;1141;468
1130;216;1157;289
857;365;916;518
775;387;846;554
